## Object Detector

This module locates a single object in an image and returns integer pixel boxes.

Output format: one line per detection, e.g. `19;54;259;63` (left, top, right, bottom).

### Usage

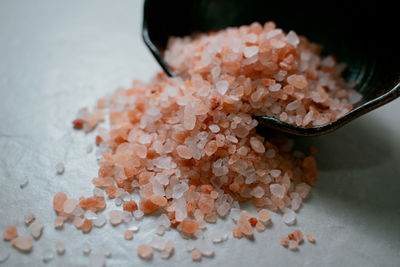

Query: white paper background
0;1;399;266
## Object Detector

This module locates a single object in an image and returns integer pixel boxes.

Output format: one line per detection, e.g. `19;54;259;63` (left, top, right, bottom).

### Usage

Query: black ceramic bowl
142;0;400;136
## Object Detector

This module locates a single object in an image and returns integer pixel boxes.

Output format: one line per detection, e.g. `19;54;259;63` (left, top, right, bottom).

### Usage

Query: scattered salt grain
124;230;134;240
30;220;44;240
288;240;298;251
283;209;296;225
306;234;315;243
56;162;64;175
3;226;18;241
11;236;33;252
286;31;300;47
63;199;78;214
137;244;153;260
42;249;55;263
82;243;91;255
191;249;202;261
93;214;106;228
133;210;144;220
24;212;35;226
56;241;65;255
149;236;167;251
109;210;123;226
19;179;29;189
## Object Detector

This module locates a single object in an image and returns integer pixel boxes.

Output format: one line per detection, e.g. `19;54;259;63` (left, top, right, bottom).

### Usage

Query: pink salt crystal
306;234;315;243
183;105;196;130
287;74;308;89
286;31;300;47
205;140;218;156
191;249;202;261
270;184;286;199
216;80;229;95
63;199;78;214
286;100;301;111
255;221;265;232
73;216;84;229
124;230;134;240
54;216;65;229
11;236;33;252
249;137;265;154
137;244;153;260
237;216;253;236
3;226;18;241
176;145;193;159
56;241;66;255
288;240;298;251
24;212;35;226
296;183;311;199
258;209;272;223
109;210;123;226
242;46;259;58
30;220;44;240
56;162;65;175
214;134;225;147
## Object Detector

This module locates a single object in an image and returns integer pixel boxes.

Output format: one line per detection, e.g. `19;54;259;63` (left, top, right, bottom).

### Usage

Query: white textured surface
1;1;400;266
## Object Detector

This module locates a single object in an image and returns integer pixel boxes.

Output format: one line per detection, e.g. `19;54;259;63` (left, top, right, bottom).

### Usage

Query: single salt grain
255;221;265;232
181;219;199;234
3;226;18;241
191;249;202;261
287;75;308;89
137;244;153;260
109;210;123;226
270;184;286;199
296;183;311;199
216;80;229;95
86;144;93;153
30;220;44;240
286;31;300;47
306;234;315;243
56;162;65;175
85;210;98;220
249;137;265;154
133;210;144;220
242;46;259;58
172;183;189;199
83;243;91;255
286;100;301;111
176;145;193;159
258;209;272;224
195;238;214;257
124;230;134;240
24;212;35;226
209;124;220;133
283;209;296;225
63;199;78;214
11;236;33;252
53;192;67;213
56;241;65;255
54;216;65;229
288;240;298;251
19;179;29;189
149;236;167;251
93;214;106;228
0;251;10;263
42;249;55;263
269;83;281;92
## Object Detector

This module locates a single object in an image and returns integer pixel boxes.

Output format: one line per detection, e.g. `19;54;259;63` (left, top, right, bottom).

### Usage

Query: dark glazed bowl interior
142;0;400;136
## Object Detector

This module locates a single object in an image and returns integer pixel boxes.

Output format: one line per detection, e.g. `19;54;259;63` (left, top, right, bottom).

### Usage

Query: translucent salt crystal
265;149;276;158
209;124;220;133
266;29;282;39
230;208;241;222
122;211;133;223
183;105;196;130
269;83;281;92
216;202;230;217
172;183;189;199
250;137;265;154
115;198;122;206
201;51;212;66
155;173;169;186
42;249;55;263
176;145;192;159
286;31;300;47
93;214;106;228
242;46;259;58
104;251;112;258
89;254;105;267
211;233;223;243
72;206;85;217
296;183;311;199
161;240;174;259
63;199;78;214
149;236;167;251
24;212;36;225
126;220;140;232
133;210;144;220
270;184;286;199
250;186;265;198
56;162;65;174
258;209;271;223
73;216;83;228
156;225;166;236
86;144;93;153
195;238;214;257
56;241;65;255
85;210;98;220
93;187;104;197
291;194;302;211
283;209;296;225
109;210;123;226
287;75;308;89
156;213;171;228
286;100;301;111
154;156;172;169
0;251;10;263
137;244;153;260
19;179;29;189
348;91;362;104
83;243;91;255
270;169;281;178
30;220;44;239
216;80;229;95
